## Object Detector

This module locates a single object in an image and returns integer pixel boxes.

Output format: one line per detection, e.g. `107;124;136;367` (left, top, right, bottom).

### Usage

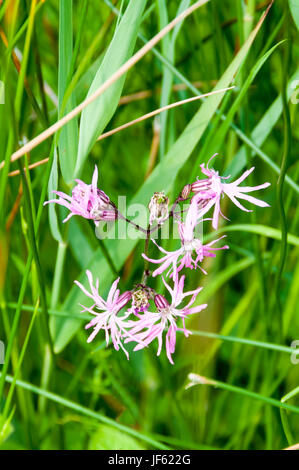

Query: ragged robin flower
190;154;271;229
125;275;207;364
143;196;229;277
75;270;133;358
44;166;117;225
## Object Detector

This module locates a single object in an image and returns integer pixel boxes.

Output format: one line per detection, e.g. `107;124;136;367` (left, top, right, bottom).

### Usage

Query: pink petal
92;165;98;191
231;167;255;186
235;192;270;207
236;182;271;193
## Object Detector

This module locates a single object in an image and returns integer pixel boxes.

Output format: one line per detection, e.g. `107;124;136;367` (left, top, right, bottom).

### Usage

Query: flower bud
97;189;111;205
117;291;132;311
154;294;169;310
148;191;169;225
190;179;211;193
181;184;191;200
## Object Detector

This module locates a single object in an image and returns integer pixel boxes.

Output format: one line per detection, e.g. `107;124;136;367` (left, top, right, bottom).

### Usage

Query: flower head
130;286;151;315
44;166;117;225
75;270;132;358
191;154;271;229
125;275;207;364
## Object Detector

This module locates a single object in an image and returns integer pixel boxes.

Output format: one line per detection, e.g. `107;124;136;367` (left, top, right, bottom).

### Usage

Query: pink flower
44;166;117;225
191;154;271;229
75;270;133;358
142;198;229;277
125;275;207;364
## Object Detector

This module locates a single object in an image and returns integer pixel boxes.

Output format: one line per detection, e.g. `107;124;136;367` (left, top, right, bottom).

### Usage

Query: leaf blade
75;0;147;178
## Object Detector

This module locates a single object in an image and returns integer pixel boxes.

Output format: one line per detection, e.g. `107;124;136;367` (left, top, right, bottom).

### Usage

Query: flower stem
51;240;68;309
97;237;120;279
142;224;151;284
186;374;299;415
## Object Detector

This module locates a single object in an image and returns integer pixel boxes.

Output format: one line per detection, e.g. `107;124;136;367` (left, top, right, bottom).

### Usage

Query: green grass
0;0;299;450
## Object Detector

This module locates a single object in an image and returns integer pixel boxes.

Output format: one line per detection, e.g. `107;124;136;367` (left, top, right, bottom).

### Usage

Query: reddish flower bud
190;179;211;193
181;184;191;200
117;291;132;311
154;294;169;310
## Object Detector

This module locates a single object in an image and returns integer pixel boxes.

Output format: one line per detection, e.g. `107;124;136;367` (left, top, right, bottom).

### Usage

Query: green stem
142;225;151;284
51;241;68;309
187;374;299;415
15;0;37;123
9;2;44;50
37;344;53;415
0;373;169;450
0;300;38;431
280;386;299;446
187;329;295;355
0;298;33;442
17;160;53;352
0;255;32;407
97;238;119;279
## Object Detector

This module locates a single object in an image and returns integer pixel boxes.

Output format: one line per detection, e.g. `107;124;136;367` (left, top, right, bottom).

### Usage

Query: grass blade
0;373;169;450
75;0;147;177
58;0;78;183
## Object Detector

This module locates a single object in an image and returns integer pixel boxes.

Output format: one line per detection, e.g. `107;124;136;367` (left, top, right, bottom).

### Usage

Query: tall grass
0;0;298;450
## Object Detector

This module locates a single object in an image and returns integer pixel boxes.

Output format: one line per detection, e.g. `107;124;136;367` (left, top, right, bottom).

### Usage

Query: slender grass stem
186;374;299;415
0;255;32;407
50;241;68;309
97;238;120;279
280;385;299;445
0;300;39;432
0;373;169;450
17;160;53;351
142;224;151;284
187;330;295;355
15;0;37;123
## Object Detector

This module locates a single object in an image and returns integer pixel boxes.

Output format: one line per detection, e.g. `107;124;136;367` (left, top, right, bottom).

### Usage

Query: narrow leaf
289;0;299;31
58;0;78;182
75;0;147;178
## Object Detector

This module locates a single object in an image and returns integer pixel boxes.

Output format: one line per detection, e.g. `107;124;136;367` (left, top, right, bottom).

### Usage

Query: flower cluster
45;154;270;363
